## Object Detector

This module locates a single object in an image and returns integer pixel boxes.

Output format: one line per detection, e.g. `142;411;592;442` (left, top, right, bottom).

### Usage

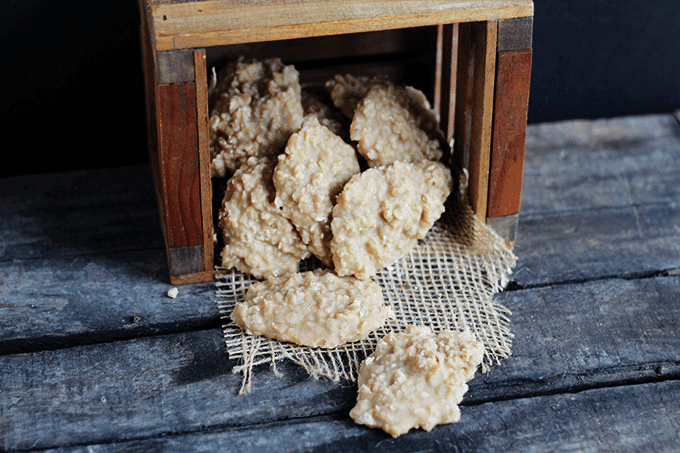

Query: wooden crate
139;0;534;284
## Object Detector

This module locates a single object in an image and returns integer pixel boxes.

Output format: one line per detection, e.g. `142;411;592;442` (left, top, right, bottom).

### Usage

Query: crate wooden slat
139;0;534;283
485;17;532;243
146;0;534;50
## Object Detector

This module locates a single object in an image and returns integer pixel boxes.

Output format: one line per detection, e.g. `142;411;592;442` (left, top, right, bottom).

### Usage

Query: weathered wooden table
1;113;679;451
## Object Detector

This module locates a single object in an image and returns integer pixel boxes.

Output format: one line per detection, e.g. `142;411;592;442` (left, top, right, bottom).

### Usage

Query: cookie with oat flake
350;81;443;167
218;157;309;279
209;57;304;177
232;269;392;349
274;117;360;267
330;160;452;280
350;325;484;437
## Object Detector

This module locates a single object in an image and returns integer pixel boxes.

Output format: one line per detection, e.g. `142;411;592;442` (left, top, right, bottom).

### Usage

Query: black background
2;0;679;177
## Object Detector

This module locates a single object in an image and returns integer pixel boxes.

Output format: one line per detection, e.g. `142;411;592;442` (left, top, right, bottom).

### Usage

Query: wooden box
139;0;534;284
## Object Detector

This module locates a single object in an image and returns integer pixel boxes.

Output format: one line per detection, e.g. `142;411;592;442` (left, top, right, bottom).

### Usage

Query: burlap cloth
216;170;517;394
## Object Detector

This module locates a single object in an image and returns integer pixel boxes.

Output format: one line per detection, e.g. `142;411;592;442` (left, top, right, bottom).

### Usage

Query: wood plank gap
465;360;680;406
0;319;223;357
506;268;680;292
22;380;680;452
519;199;678;219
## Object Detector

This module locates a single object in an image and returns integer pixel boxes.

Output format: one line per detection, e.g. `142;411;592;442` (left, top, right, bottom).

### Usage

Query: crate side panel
158;82;203;249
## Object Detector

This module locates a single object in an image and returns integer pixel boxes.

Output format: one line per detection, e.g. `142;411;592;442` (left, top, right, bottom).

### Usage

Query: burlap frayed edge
216;173;517;394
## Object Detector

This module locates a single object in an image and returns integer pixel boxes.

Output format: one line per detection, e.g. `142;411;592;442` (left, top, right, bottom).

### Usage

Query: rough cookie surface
274;117;360;267
232;270;392;349
209;57;304;177
350;82;443;167
350;325;484;437
331;160;453;279
218;157;309;279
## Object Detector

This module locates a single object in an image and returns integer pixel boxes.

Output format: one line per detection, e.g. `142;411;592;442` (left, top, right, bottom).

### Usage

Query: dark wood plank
2;276;678;450
513;204;680;287
0;166;164;262
522;113;680;215
0;251;218;354
0;329;356;451
513;113;680;286
487;48;531;218
35;380;680;452
477;275;680;401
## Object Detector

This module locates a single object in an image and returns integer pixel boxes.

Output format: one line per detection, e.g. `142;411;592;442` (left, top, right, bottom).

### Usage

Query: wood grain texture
167;244;205;276
454;20;498;220
514;204;680;288
170;269;216;285
194;49;214;274
3;112;680;451
0;167;164;262
0;329;355;450
148;0;533;51
487;48;531;218
157;82;203;249
0;251;219;355
41;381;680;452
521;114;680;215
1;276;678;450
434;23;458;142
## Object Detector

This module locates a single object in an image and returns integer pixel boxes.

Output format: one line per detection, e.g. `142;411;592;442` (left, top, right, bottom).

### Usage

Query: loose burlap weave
216;171;517;394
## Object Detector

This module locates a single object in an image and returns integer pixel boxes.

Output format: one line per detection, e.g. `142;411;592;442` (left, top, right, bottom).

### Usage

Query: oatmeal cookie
218;157;309;279
209;57;304;177
232;269;392;349
274;117;360;267
350;325;484;437
331;160;452;279
350;82;443;167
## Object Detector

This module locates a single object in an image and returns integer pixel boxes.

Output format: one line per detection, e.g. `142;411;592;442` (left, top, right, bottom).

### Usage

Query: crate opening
207;26;446;271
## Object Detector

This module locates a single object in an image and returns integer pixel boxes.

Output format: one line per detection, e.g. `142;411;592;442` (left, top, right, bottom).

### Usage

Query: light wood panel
434;23;459;142
194;49;214;276
146;0;533;50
